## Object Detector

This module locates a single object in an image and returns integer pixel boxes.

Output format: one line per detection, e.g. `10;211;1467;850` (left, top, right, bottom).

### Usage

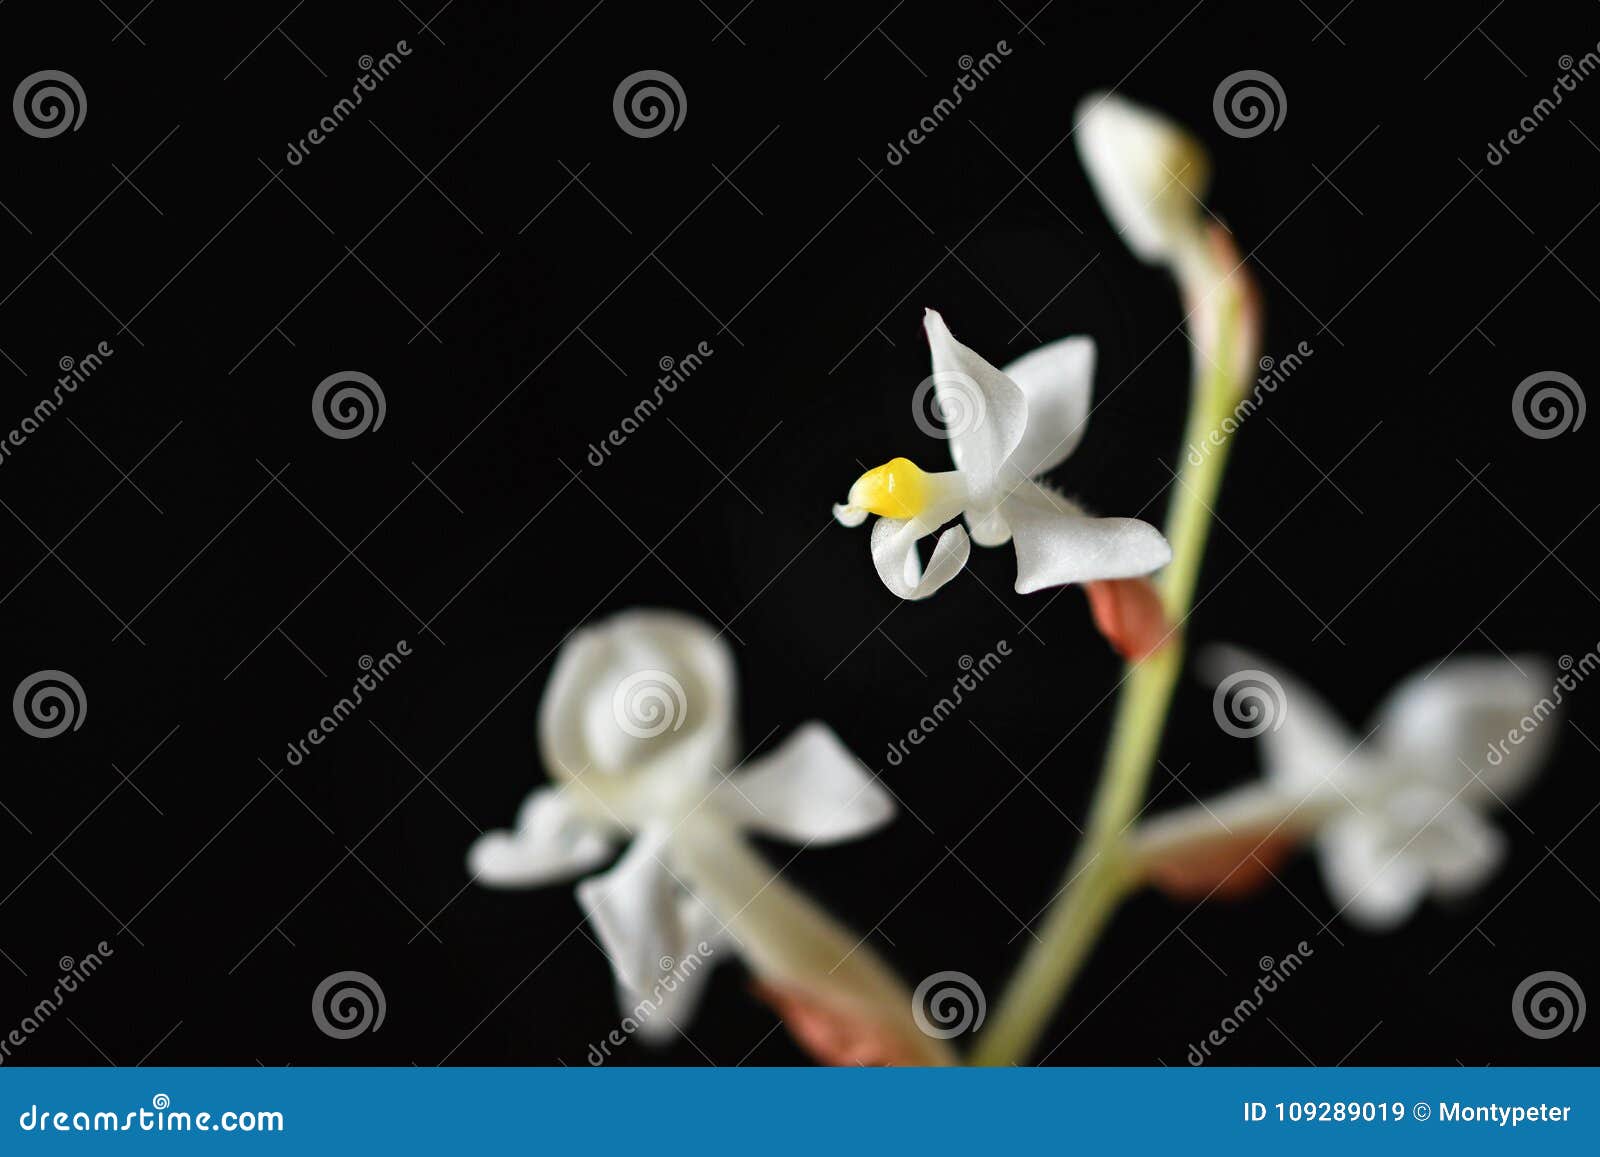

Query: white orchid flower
832;309;1171;601
1075;91;1212;276
1129;648;1557;930
469;608;953;1062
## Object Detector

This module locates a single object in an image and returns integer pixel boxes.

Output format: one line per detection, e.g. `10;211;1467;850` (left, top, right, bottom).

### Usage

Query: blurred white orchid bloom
1129;648;1557;930
832;309;1171;601
469;608;952;1062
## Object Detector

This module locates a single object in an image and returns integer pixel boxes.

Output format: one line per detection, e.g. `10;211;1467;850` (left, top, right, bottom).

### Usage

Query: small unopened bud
1075;92;1211;265
1085;577;1173;661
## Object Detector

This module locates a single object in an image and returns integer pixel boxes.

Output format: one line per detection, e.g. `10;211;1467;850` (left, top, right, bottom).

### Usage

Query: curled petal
1315;785;1511;931
1415;797;1508;899
870;518;970;600
539;608;739;784
1085;577;1173;661
1334;788;1508;917
832;502;869;528
468;788;616;887
716;722;894;844
1001;482;1170;593
1315;815;1431;931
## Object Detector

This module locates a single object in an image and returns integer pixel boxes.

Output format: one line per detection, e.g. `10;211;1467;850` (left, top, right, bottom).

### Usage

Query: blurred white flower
470;609;950;1061
1076;92;1261;402
832;309;1171;601
1075;91;1212;275
1129;648;1557;930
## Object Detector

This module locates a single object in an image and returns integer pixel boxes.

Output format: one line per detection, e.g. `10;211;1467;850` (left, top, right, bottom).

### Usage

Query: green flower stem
971;274;1242;1067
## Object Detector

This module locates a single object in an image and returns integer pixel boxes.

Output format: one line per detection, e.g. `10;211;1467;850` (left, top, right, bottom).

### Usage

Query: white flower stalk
469;608;952;1062
832;309;1171;600
1128;648;1557;930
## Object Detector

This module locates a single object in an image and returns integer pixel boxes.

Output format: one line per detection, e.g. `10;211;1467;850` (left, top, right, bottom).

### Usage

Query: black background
1;0;1596;1067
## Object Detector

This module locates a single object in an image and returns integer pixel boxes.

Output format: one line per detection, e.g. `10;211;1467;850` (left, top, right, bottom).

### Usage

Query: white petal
1422;801;1507;898
1316;816;1429;932
715;722;894;844
1075;91;1210;265
575;827;691;995
1373;656;1556;805
625;897;724;1043
922;310;1027;492
1383;788;1507;901
468;787;615;887
1198;645;1363;797
538;608;738;786
869;517;970;600
1000;481;1170;593
999;335;1095;477
576;829;726;1042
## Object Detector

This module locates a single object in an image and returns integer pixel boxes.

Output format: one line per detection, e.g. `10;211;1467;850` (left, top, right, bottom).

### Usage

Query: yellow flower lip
847;457;930;520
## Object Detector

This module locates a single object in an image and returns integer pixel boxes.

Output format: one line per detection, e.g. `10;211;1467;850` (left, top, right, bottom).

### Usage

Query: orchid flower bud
1075;91;1211;271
